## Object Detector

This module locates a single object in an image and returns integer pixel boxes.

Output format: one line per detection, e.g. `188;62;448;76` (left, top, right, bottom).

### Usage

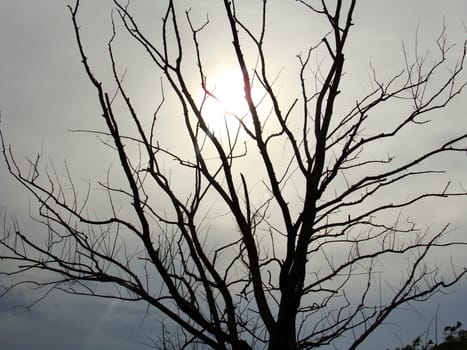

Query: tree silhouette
390;322;467;350
1;1;466;349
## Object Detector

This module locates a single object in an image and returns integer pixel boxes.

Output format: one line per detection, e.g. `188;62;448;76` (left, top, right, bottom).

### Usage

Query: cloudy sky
1;1;466;349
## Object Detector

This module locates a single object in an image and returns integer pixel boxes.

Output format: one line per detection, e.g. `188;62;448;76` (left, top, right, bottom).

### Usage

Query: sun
200;71;251;135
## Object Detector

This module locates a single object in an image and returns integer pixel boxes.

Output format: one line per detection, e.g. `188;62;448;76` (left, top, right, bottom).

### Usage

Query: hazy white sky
1;1;466;349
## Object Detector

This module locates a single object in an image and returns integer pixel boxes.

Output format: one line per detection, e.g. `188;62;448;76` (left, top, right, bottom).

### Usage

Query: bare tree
1;1;466;349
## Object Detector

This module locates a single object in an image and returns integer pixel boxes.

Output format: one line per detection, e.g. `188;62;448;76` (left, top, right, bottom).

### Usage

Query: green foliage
390;322;467;350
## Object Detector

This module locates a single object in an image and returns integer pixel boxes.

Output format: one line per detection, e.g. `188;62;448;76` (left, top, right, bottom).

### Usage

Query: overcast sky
1;1;466;350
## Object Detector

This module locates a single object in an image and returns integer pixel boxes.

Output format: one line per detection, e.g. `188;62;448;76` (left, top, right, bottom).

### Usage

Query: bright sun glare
201;71;250;135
